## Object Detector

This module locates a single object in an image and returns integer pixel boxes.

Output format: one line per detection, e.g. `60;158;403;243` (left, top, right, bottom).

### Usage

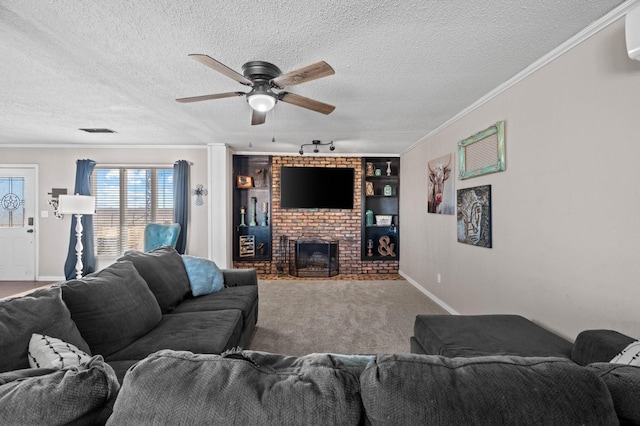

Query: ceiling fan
176;54;336;125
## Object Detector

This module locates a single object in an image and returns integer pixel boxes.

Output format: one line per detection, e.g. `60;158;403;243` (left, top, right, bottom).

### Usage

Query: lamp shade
58;194;95;215
247;93;276;112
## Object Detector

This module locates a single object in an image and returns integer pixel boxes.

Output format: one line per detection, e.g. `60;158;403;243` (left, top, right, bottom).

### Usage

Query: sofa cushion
60;260;162;357
28;333;92;369
171;285;258;320
105;310;243;361
572;329;636;366
360;354;618;426
109;350;362;425
588;363;640;425
182;255;224;296
0;287;90;373
413;314;573;358
119;246;190;313
0;356;119;426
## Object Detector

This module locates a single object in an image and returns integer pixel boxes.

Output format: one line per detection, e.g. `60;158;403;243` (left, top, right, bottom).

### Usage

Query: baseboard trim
399;270;459;315
38;276;65;282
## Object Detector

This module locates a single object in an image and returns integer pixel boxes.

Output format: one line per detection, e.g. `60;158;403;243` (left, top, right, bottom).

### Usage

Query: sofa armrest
572;330;636;366
222;269;257;287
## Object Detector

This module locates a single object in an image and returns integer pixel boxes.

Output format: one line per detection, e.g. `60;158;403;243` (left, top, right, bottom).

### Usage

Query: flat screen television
280;166;354;209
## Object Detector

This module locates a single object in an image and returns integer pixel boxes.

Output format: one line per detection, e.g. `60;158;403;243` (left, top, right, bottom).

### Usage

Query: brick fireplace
234;155;399;275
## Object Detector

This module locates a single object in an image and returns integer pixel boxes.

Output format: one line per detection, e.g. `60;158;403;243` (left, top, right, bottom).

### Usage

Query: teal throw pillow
182;255;224;296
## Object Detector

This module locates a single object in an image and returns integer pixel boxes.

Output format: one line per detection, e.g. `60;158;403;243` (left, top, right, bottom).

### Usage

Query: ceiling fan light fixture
247;93;276;112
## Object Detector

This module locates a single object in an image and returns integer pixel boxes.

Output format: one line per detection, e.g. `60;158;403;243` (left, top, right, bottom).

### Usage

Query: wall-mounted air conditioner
626;3;640;60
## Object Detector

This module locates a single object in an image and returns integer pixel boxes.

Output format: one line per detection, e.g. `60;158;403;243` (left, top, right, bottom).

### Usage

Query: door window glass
0;177;25;227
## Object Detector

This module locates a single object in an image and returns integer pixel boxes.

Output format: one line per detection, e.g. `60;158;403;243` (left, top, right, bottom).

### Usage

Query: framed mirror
457;121;505;180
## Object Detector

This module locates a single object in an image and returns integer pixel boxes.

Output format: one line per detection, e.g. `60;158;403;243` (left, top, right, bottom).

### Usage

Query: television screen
280;167;354;209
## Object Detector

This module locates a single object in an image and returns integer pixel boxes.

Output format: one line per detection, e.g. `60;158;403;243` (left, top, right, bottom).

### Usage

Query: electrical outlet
437;273;442;284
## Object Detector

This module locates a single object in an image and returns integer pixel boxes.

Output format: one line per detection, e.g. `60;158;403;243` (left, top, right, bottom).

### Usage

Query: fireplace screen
288;239;339;278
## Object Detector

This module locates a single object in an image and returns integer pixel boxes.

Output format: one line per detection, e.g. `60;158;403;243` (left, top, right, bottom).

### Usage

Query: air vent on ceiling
79;128;116;133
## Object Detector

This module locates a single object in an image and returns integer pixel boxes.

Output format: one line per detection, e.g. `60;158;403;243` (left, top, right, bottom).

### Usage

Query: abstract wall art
457;185;492;248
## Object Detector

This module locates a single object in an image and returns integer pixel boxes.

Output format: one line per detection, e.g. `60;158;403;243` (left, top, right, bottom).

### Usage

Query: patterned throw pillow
610;341;640;365
28;333;92;369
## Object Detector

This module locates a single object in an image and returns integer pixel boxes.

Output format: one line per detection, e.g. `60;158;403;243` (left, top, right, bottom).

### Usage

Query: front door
0;166;36;280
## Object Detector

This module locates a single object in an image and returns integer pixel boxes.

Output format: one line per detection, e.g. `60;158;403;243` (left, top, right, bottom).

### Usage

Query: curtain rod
95;162;193;168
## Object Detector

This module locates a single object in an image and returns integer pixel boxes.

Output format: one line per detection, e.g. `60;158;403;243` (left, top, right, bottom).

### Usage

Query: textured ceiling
0;0;628;154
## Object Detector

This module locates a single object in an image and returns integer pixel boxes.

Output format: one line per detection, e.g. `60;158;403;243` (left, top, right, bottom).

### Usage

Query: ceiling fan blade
251;110;266;125
271;61;334;88
279;92;335;115
175;92;245;103
188;54;252;86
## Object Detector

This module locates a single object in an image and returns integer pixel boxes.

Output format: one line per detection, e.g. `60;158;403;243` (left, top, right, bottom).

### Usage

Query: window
91;167;174;256
0;177;25;227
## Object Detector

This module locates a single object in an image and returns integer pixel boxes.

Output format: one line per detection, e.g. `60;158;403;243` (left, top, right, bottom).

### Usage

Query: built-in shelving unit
232;155;272;263
362;158;400;261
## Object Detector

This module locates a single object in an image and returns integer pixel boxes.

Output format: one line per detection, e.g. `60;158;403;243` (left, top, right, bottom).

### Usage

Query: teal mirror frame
457;121;505;180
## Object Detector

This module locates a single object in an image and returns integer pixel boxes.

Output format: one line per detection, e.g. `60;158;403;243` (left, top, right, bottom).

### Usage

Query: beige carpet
249;279;448;356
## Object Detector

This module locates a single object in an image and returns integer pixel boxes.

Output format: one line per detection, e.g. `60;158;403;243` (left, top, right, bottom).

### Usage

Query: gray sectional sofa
411;314;640;425
107;349;624;425
0;246;258;424
1;251;639;425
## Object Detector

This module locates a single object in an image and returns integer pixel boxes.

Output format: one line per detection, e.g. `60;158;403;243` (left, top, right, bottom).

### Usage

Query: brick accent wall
234;155;399;275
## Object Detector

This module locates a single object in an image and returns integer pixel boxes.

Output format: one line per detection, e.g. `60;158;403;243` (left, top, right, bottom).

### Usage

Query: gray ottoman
410;314;573;358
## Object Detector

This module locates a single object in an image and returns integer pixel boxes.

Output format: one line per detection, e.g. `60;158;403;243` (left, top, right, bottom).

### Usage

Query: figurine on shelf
378;235;396;257
366;162;375;176
366;181;374;196
261;201;268;226
239;206;247;227
249;197;257;226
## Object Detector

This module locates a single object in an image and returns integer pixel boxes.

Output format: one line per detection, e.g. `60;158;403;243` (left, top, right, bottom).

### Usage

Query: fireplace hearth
288;239;339;277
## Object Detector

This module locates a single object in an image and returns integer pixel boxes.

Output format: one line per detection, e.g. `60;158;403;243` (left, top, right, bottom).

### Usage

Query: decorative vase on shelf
367;239;374;257
365;210;374;226
261;201;268;226
366;162;375;176
249;197;257;226
386;161;392;176
239;206;247;227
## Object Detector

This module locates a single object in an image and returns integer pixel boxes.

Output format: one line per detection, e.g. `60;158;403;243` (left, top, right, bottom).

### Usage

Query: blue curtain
64;159;97;280
173;160;189;254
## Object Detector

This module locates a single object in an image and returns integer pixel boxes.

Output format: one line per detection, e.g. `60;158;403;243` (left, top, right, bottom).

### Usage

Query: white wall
0;145;208;279
400;17;640;340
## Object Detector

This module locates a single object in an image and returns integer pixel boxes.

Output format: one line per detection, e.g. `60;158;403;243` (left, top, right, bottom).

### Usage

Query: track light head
298;139;337;155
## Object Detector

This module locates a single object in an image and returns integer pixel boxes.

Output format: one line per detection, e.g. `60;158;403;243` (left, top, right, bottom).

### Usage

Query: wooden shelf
232;155;272;263
362;157;400;262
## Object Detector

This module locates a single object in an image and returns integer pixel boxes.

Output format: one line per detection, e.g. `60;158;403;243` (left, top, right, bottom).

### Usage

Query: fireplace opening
288;239;339;277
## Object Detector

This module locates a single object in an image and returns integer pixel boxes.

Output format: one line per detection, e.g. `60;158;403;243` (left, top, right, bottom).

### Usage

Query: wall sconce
299;140;335;155
47;188;68;219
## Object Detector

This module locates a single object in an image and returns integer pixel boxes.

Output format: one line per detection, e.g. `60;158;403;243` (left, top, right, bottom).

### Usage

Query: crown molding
0;143;207;149
402;0;639;155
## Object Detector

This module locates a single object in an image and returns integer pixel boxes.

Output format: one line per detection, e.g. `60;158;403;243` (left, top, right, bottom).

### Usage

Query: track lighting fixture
299;140;335;155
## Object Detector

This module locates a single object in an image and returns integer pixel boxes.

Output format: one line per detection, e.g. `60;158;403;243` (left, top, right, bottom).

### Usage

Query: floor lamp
58;194;96;279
